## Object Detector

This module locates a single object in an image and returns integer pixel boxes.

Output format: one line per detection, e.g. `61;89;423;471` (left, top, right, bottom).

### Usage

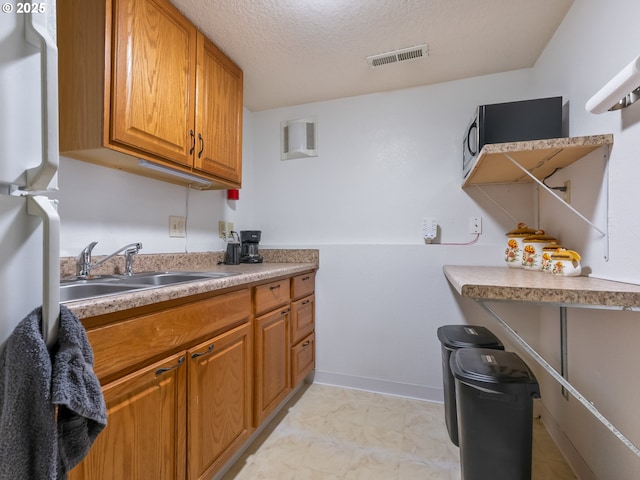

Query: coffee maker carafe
240;230;263;263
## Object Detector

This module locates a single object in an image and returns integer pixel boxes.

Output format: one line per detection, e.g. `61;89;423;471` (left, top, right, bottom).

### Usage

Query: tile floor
222;383;576;480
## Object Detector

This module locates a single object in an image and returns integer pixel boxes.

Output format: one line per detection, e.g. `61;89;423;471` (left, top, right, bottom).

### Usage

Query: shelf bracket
502;152;607;238
476;299;640;458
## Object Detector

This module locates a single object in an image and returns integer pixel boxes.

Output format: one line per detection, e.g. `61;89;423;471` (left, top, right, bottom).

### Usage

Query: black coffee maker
240;230;263;263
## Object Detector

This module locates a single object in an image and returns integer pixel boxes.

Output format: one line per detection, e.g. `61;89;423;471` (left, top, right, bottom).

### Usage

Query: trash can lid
451;348;538;386
437;325;504;349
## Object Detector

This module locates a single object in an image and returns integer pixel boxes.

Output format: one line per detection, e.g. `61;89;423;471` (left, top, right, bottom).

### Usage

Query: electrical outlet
469;216;482;234
170;216;186;237
422;217;438;241
218;221;227;238
227;222;234;234
563;180;571;203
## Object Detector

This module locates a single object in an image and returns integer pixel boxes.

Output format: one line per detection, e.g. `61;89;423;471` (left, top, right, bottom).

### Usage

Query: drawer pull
302;341;311;347
302;299;310;305
155;356;185;377
302;276;310;281
269;285;281;291
281;308;290;315
191;344;215;359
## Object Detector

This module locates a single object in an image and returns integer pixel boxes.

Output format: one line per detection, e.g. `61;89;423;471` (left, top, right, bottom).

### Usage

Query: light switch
170;216;186;237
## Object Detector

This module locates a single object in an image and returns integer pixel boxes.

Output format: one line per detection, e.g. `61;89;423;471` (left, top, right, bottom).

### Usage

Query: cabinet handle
269;285;281;291
198;133;204;158
281;308;290;315
189;130;195;155
191;344;215;359
302;341;310;347
155;356;185;377
302;299;310;305
302;276;310;281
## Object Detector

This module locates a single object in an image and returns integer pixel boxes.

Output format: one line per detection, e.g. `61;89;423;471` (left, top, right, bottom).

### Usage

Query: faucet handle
123;243;142;276
77;241;98;276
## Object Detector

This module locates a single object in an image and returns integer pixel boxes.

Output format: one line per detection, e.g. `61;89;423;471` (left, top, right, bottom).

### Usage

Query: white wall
531;0;640;478
249;67;538;398
55;107;256;258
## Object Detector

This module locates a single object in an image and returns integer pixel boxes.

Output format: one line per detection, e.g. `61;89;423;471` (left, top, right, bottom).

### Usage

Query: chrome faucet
77;241;143;277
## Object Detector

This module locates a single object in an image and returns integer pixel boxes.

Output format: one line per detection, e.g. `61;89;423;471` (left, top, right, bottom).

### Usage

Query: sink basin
60;282;142;303
60;271;240;303
118;272;235;286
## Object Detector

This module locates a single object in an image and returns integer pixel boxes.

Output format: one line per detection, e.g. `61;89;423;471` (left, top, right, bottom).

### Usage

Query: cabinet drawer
291;272;315;300
291;332;315;387
87;288;251;381
254;279;291;315
290;294;315;345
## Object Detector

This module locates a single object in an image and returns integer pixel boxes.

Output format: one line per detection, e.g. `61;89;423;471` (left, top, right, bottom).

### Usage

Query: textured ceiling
171;0;574;112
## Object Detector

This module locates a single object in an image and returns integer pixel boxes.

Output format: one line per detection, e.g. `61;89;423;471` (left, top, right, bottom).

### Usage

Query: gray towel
0;306;107;479
52;305;107;478
0;307;56;479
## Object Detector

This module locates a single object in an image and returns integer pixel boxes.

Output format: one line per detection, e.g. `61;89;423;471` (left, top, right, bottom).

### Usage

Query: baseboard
313;370;443;403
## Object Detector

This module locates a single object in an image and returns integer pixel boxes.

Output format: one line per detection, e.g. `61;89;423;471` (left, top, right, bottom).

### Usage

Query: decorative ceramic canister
505;223;537;268
548;248;582;276
522;231;558;271
540;245;564;273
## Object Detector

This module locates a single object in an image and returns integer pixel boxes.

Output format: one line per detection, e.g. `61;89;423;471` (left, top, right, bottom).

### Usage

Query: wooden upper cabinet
194;33;243;183
111;0;196;166
57;0;243;189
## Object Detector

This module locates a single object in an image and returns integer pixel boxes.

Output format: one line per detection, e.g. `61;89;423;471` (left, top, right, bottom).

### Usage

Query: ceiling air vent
366;44;428;68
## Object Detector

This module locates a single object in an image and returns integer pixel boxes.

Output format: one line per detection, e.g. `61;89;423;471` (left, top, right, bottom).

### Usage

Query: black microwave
462;97;563;179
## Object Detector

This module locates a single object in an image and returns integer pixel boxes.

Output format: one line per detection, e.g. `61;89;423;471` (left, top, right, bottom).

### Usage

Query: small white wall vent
366;44;429;68
281;117;318;160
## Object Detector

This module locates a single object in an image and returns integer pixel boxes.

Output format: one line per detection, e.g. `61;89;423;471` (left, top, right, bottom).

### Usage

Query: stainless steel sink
60;282;143;303
60;271;239;303
119;271;236;286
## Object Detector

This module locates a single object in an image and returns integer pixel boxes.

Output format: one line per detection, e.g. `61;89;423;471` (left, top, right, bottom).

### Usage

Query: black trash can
437;325;504;446
450;348;541;480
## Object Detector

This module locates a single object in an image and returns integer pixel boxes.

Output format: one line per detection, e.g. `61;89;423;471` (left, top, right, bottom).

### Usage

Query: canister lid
523;230;557;243
450;348;538;386
506;223;537;236
437;325;504;349
550;248;581;261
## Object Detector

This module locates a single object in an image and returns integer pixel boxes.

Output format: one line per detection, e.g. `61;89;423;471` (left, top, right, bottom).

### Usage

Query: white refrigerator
0;0;60;352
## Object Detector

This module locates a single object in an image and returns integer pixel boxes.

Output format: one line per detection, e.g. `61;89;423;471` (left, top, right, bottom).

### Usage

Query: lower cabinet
291;332;315;387
71;270;316;479
69;352;187;480
254;307;291;425
187;323;252;480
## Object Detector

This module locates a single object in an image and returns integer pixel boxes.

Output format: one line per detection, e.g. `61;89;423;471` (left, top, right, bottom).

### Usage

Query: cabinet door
69;352;187;480
111;0;197;166
255;307;291;425
291;294;315;345
292;332;315;387
187;323;252;480
193;33;243;184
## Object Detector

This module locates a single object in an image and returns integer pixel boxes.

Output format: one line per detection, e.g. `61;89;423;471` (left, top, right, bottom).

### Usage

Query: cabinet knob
155;356;185;377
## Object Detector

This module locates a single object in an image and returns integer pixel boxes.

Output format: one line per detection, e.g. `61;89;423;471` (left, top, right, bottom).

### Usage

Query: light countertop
63;250;318;319
443;265;640;309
